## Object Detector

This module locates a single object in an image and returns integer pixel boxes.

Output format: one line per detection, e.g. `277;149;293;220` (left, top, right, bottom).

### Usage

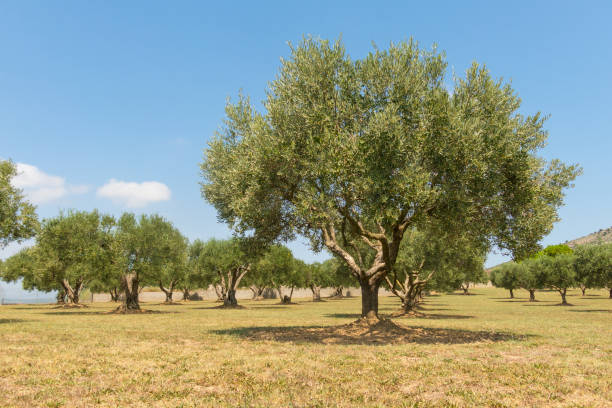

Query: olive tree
490;262;522;299
200;238;258;307
0;160;38;248
540;254;577;305
34;210;112;306
157;231;188;304
306;261;335;301
200;38;579;321
180;239;214;301
111;213;186;312
516;259;546;301
574;243;612;298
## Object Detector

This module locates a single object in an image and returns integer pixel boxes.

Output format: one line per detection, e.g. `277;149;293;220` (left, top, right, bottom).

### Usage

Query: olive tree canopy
0;160;38;248
200;38;579;320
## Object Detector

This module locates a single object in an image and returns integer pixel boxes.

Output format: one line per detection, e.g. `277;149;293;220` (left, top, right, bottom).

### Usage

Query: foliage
490;262;523;297
574;243;612;294
0;160;39;248
533;244;573;259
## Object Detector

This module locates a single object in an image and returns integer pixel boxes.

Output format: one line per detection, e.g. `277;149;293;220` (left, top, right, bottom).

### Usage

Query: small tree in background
490;262;522;299
180;239;214;301
0;160;39;248
516;259;546;301
156;230;188;304
200;238;259;307
110;213;187;312
35;210;111;306
254;245;302;304
306;261;335;301
540;253;577;305
574;243;612;298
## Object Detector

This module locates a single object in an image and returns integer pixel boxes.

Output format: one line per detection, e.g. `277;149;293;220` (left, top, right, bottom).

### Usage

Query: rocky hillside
564;226;612;248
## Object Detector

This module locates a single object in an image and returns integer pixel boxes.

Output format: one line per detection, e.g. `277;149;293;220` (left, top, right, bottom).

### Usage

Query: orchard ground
0;288;610;407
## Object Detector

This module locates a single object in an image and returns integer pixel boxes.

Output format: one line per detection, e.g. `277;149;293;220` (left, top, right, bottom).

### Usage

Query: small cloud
12;163;89;204
96;179;171;208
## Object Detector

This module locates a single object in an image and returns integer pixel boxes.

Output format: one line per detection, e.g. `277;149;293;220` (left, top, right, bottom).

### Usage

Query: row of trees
1;208;494;312
491;244;612;304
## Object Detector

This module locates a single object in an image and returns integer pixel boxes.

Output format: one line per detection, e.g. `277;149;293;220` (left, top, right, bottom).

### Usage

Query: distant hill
564;226;612;248
487;225;612;272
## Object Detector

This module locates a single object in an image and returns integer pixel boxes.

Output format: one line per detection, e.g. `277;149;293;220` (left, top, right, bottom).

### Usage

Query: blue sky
1;1;611;299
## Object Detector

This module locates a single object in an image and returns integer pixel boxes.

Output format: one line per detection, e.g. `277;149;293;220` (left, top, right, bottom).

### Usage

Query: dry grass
0;288;610;407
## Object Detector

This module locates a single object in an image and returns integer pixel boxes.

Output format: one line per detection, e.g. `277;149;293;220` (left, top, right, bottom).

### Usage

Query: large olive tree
200;38;579;321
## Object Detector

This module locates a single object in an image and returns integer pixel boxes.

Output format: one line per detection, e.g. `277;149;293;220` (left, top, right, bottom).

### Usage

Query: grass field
0;288;610;407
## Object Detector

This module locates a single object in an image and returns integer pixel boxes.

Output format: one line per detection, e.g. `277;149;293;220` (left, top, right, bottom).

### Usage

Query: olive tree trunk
509;288;514;299
529;289;536;302
56;290;66;305
310;285;322;301
117;272;140;311
559;288;569;305
182;288;191;301
360;279;380;321
159;280;176;303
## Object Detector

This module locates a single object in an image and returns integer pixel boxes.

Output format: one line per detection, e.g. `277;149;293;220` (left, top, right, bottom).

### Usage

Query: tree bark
109;287;120;302
159;280;176;303
224;289;238;307
462;284;470;295
330;286;343;298
509;288;514;299
360;279;380;321
580;286;586;296
609;288;612;299
56;290;66;305
182;288;191;301
529;289;536;302
119;272;140;311
310;285;322;301
560;289;568;305
213;283;226;302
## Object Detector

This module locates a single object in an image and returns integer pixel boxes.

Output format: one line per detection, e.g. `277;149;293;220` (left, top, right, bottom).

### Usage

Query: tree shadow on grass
212;320;526;345
40;310;177;315
324;312;472;320
568;309;611;313
522;303;574;307
0;318;33;324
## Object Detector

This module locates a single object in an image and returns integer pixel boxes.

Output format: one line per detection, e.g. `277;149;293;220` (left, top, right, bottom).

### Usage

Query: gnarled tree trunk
109;287;120;302
310;285;322;301
509;288;514;299
182;288;191;301
159;280;176;303
117;272;140;312
559;288;569;305
56;290;66;305
224;289;238;306
219;265;249;308
61;278;84;305
213;283;226;302
249;285;265;300
580;285;586;296
529;289;536;302
330;286;344;298
462;283;470;295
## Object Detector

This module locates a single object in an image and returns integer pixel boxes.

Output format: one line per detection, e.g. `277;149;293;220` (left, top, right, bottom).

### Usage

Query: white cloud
12;163;90;204
96;179;171;208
